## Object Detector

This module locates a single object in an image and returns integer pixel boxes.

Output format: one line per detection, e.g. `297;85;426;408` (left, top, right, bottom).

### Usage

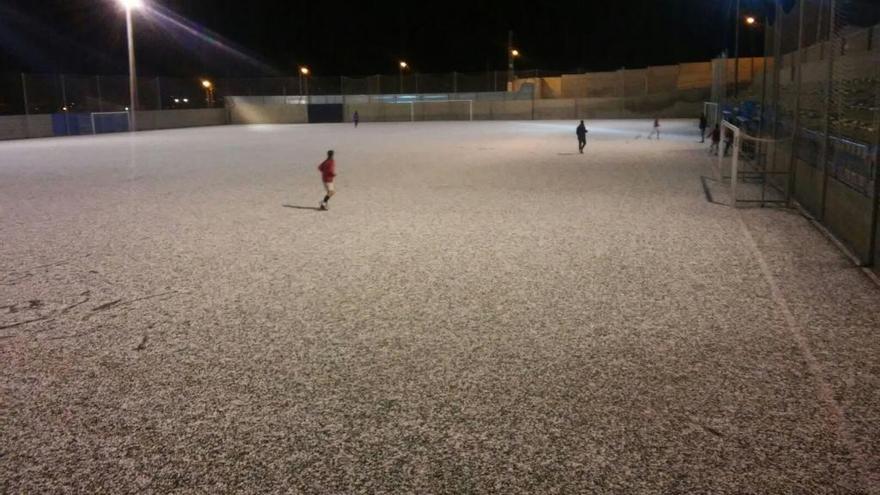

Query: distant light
174;98;180;103
125;107;130;111
745;16;756;25
300;67;310;75
511;49;520;57
201;79;213;89
399;61;408;69
183;98;189;103
62;106;68;111
119;0;144;10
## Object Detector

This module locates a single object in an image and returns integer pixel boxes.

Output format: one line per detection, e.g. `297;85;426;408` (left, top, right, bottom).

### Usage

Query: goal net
91;112;130;134
716;120;790;207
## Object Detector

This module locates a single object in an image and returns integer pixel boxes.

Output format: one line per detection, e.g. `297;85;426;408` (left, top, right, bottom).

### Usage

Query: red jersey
318;159;336;183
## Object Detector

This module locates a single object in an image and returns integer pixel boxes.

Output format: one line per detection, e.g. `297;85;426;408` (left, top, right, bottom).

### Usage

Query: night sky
1;0;865;78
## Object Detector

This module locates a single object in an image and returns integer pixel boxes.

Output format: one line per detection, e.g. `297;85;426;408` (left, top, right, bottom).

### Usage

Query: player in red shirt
318;150;336;211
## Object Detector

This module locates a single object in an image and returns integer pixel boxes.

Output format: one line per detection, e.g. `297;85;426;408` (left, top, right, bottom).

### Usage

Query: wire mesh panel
97;75;131;112
0;74;26;115
826;2;878;196
342;77;369;95
22;74;63;114
754;0;880;263
161;77;207;109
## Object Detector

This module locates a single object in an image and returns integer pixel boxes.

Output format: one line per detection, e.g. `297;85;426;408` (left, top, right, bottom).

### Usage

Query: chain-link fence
1;70;559;116
1;67;712;117
718;0;879;266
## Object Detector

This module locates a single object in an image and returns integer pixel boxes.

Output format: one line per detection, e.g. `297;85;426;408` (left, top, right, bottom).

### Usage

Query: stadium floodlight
399;61;409;93
117;0;144;133
745;16;756;25
201;80;215;106
299;67;310;102
119;0;144;10
511;49;520;57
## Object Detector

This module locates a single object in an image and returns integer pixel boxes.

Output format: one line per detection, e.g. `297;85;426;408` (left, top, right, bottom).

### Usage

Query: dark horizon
0;0;740;78
2;0;878;78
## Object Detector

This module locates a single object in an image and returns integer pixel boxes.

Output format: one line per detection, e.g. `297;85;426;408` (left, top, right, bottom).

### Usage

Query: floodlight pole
733;0;741;98
125;6;138;132
507;30;514;92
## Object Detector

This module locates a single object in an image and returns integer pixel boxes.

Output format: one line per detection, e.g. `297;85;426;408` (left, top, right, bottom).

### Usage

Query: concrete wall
679;62;713;90
823;177;875;262
337;95;705;122
0;109;227;141
137;109;227;131
229;102;308;125
343;102;411;122
560;62;716;99
0;115;54;141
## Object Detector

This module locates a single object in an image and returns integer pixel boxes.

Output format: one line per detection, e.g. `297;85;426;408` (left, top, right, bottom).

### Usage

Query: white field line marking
736;214;878;494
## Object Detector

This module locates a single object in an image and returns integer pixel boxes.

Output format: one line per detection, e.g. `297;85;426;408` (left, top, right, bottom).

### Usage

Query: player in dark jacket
576;121;588;154
699;113;708;143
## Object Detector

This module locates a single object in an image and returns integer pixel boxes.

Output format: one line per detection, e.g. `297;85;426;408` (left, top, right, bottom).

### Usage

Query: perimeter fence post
21;73;31;138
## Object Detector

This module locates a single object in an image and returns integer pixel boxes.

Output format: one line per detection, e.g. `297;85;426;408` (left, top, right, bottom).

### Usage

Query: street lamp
745;16;756;25
399;61;408;94
118;0;144;132
201;79;215;107
299;67;310;102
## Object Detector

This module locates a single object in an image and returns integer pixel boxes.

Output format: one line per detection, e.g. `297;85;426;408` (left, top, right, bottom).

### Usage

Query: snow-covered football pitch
2;120;879;493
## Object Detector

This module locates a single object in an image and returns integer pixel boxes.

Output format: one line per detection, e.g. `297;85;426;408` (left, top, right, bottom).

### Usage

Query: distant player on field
576;120;589;154
648;118;661;140
318;150;336;211
709;124;721;154
699;113;707;143
353;111;360;128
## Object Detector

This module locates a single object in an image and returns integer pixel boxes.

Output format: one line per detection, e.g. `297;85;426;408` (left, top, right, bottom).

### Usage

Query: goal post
717;119;790;208
703;101;720;132
91;111;130;134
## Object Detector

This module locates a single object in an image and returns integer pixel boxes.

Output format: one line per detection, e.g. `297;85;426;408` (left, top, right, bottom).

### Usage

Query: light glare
120;0;144;10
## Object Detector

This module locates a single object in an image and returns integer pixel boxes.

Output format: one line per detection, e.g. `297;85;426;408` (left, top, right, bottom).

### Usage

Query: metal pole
60;74;69;134
786;0;807;206
399;68;403;94
96;75;104;112
452;71;458;94
21;73;29;116
156;77;162;110
507;30;514;91
734;0;741;98
818;0;836;221
759;21;768;137
21;73;30;138
868;100;880;266
125;7;138;132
